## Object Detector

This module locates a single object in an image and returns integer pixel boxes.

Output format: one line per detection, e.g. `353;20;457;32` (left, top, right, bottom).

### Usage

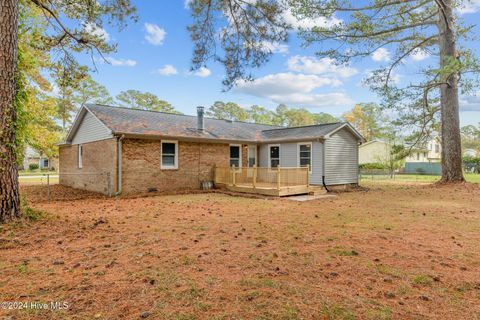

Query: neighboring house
403;137;442;174
59;104;365;195
22;146;58;171
358;140;391;164
463;148;478;157
405;137;441;163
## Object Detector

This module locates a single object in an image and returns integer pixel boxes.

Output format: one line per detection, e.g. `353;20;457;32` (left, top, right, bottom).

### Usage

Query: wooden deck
214;166;326;197
216;182;326;197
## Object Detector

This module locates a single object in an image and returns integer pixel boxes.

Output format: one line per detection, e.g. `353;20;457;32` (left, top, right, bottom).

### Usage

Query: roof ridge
261;122;344;132
87;103;282;128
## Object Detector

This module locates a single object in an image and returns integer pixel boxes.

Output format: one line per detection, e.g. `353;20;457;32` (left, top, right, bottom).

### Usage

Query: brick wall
121;139;229;194
59;138;117;194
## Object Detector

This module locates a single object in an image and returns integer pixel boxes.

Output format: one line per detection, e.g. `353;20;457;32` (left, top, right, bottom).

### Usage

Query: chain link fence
359;169;480;184
19;172;111;202
359;169;442;183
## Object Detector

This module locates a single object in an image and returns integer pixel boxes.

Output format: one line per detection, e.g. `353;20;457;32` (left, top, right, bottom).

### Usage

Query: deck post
231;165;236;186
253;165;257;189
306;165;310;188
213;164;216;184
277;167;281;190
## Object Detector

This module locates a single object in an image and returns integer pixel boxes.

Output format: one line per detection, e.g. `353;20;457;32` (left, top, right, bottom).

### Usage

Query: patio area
214;166;324;196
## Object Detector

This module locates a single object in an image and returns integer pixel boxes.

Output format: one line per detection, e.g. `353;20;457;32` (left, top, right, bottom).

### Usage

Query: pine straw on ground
1;183;479;319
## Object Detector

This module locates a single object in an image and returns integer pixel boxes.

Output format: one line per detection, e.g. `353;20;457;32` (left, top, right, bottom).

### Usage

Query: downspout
115;134;125;196
321;138;330;193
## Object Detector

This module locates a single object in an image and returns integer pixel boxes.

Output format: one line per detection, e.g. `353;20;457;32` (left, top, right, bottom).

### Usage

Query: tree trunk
0;0;21;222
437;0;465;182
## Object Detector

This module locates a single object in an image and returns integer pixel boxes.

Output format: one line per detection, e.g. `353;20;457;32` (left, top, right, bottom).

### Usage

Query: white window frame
42;158;49;169
247;144;257;167
229;144;242;168
268;144;281;168
161;140;179;170
297;142;312;173
78;145;83;169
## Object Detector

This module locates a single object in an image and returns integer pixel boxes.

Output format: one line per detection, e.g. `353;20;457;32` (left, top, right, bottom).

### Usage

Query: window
78;145;83;169
435;144;440;153
248;145;256;167
269;145;280;168
230;145;241;167
416;152;420;160
42;159;49;169
298;143;312;171
161;140;178;169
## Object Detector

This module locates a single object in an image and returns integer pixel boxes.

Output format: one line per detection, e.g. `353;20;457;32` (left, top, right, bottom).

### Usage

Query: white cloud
258;41;289;54
144;23;166;45
267;92;353;107
460;95;480;111
184;0;194;8
84;22;110;42
193;67;211;77
157;64;178;76
105;57;137;67
235;72;351;107
281;8;342;30
237;72;341;95
457;0;480;14
372;48;391;62
410;49;430;61
287;55;358;78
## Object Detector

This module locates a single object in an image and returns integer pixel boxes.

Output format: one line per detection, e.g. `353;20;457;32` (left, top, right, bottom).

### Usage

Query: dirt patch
1;182;479;319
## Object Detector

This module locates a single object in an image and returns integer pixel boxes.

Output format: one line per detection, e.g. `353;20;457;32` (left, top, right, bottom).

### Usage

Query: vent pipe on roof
197;106;205;131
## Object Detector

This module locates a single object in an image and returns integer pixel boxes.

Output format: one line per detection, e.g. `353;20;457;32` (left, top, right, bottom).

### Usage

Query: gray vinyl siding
310;141;323;185
280;143;297;167
324;128;359;185
258;141;324;185
258;144;269;167
72;111;113;144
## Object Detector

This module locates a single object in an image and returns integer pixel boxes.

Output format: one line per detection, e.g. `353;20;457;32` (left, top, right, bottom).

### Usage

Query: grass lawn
18;170;57;176
18;175;59;185
1;183;479;319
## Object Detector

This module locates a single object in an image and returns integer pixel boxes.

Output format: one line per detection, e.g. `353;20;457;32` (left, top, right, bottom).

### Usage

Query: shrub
28;163;39;171
415;167;426;175
463;156;480;173
359;163;387;169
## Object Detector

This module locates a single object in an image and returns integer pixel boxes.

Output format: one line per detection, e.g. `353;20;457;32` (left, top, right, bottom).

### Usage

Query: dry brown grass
1;182;479;319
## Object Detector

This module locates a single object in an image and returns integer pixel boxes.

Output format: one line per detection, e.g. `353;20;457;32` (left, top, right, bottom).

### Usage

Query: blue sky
78;0;480;126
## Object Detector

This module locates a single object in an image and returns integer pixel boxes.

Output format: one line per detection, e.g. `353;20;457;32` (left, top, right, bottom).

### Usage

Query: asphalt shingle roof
81;104;358;143
260;123;345;142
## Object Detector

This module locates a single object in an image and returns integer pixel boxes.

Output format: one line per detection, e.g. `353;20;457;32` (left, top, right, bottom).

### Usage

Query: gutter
115;134;125;196
321;138;330;193
112;131;329;145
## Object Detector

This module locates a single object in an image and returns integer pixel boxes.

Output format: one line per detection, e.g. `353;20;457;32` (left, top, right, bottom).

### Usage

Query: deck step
308;187;328;196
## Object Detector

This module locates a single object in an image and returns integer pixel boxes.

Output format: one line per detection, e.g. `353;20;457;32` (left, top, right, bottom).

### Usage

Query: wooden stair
308;186;328;195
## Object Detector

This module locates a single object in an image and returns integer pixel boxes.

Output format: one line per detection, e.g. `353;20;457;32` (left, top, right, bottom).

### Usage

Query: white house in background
359;140;391;164
405;137;441;163
22;146;58;171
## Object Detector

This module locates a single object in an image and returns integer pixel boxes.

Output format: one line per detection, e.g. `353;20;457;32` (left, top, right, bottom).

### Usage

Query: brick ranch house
59;104;365;195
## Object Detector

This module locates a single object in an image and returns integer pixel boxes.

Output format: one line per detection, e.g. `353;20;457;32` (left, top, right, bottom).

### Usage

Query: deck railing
214;166;310;190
